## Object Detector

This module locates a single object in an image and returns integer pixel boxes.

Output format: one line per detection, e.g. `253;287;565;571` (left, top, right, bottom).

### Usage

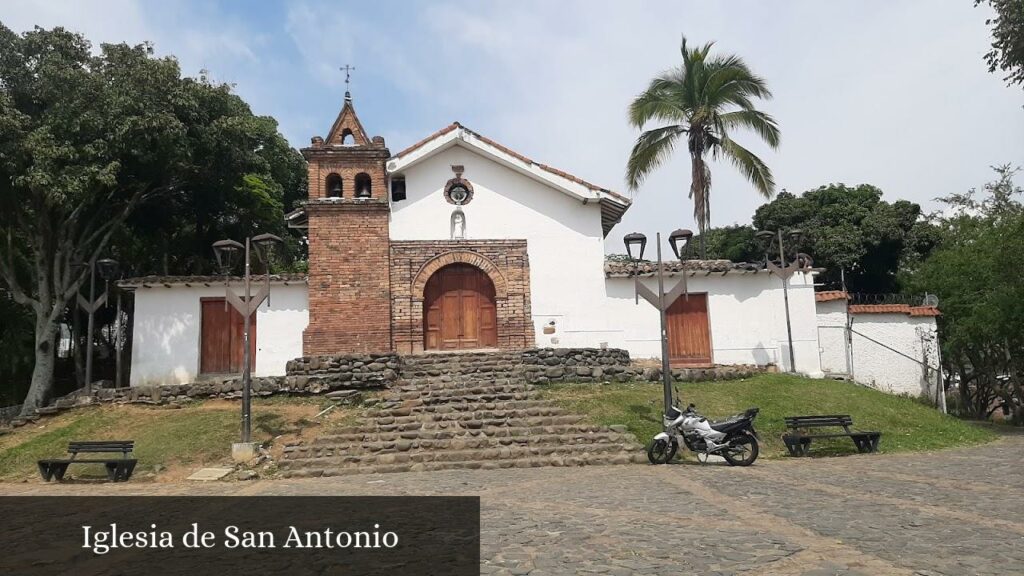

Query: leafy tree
690;225;760;262
0;290;33;406
113;78;307;276
0;25;304;414
626;36;780;257
976;0;1024;87
910;165;1024;423
752;184;929;293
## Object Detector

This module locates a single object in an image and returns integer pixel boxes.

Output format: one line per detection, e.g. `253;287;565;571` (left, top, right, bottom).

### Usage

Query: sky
2;1;1022;252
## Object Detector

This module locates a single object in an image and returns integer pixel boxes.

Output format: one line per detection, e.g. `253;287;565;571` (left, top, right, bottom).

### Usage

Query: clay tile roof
815;290;849;302
391;122;462;159
605;259;765;278
118;274;308;288
391;122;632;205
848;304;940;317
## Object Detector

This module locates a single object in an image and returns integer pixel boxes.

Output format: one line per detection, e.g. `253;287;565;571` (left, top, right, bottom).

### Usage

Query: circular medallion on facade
444;177;474;205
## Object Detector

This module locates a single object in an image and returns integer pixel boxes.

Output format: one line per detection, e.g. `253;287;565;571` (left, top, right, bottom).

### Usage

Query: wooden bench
782;415;880;456
38;441;137;482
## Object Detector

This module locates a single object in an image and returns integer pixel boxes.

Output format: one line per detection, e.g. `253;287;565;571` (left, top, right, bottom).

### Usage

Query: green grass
540;374;996;459
0;397;354;482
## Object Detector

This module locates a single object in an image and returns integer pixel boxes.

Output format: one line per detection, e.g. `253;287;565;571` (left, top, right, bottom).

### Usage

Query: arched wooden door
423;264;498;350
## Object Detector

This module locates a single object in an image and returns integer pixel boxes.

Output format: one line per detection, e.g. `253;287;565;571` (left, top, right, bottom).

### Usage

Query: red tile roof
390;122;631;205
848;304;940;317
815;290;849;302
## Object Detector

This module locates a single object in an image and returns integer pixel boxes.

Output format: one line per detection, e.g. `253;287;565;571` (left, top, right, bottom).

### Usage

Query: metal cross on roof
341;64;355;99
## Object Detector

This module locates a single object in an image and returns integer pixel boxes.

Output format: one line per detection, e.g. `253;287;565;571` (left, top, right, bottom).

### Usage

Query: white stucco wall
389;144;612;347
816;299;850;375
603;271;823;376
848;313;939;397
129;283;308;386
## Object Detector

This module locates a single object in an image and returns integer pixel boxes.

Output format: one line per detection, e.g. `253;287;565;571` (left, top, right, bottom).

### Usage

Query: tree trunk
689;146;710;259
19;315;58;416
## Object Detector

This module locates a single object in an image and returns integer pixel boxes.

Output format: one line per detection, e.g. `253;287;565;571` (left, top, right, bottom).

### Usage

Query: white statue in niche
450;207;466;240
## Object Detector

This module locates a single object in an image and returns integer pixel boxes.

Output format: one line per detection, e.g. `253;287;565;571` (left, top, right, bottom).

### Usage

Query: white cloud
5;0;1022;252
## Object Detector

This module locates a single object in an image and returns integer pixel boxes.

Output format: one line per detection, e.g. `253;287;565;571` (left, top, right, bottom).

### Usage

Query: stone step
397;372;524;382
365;399;561;417
390;379;529;392
371;408;572;423
400;351;523;363
281;451;645;477
356;414;588;432
309;423;628;445
280;442;639;469
383;389;542;405
294;432;637;456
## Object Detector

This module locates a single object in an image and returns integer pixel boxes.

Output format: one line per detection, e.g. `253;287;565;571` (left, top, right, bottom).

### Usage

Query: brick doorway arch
410;250;508;299
423;263;498;350
390;241;534;354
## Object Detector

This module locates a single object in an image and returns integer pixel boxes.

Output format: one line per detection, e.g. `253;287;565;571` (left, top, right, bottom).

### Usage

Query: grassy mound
0;396;358;482
540;374;995;458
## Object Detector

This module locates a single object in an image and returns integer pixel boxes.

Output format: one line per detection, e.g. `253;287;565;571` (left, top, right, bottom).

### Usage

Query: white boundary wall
849;313;939;396
815;299;940;397
816;299;850;376
129;283;308;386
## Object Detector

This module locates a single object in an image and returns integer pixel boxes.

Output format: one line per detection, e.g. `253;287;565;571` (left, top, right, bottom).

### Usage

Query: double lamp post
624;227;810;417
623;229;693;415
212;233;283;446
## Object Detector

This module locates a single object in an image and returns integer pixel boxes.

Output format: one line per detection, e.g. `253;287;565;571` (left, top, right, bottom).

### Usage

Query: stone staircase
278;351;645;477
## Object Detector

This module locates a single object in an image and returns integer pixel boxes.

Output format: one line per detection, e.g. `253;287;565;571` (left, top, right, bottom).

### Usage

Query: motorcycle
647;390;760;466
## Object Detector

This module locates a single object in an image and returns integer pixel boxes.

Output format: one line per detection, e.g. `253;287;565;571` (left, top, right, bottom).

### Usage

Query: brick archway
411;250;508;300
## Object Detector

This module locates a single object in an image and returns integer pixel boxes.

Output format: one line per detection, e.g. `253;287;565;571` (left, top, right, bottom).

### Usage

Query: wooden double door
666;293;713;367
423;264;498;350
200;298;256;374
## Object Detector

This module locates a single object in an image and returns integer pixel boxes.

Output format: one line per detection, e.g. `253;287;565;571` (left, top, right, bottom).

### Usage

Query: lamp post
624;229;693;417
213;233;283;445
755;229;812;373
79;258;119;395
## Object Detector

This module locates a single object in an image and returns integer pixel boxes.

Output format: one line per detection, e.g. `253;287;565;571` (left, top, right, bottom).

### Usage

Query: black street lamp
96;259;126;390
79;258;119;395
756;229;812;372
213;233;283;445
624;230;692;418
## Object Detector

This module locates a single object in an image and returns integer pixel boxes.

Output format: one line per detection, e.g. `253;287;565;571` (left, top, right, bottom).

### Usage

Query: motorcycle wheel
647;438;678;464
723;434;759;466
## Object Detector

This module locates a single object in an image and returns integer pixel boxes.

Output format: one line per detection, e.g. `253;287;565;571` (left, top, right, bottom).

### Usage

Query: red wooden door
423;264;497;350
200;298;256;374
666;293;712;367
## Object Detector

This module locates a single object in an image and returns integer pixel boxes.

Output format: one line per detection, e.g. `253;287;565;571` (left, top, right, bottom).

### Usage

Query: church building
122;92;839;387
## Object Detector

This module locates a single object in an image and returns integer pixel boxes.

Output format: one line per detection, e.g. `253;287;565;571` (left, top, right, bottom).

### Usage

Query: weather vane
341;64;355;99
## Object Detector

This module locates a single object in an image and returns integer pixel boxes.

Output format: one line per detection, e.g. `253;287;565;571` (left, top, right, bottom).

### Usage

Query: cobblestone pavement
2;434;1021;575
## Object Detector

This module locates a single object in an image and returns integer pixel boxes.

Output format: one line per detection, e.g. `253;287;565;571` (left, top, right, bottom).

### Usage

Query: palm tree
626;36;780;258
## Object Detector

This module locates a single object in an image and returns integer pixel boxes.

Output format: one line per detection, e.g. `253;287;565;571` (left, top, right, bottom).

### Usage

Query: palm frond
628;75;688;127
721;138;776;198
718;110;780;148
625;125;685;190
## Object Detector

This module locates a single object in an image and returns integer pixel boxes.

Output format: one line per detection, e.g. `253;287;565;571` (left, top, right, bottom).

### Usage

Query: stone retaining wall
0;403;22;424
284;353;401;391
522;348;635;384
4;348;773;425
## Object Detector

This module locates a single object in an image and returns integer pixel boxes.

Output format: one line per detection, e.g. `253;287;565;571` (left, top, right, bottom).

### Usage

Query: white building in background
815;291;941;397
119;93;937;393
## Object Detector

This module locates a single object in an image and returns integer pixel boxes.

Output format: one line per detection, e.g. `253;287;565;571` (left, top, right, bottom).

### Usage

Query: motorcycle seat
710;416;749;433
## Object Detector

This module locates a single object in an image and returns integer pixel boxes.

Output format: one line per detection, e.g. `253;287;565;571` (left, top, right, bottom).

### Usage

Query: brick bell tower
301;89;392;355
